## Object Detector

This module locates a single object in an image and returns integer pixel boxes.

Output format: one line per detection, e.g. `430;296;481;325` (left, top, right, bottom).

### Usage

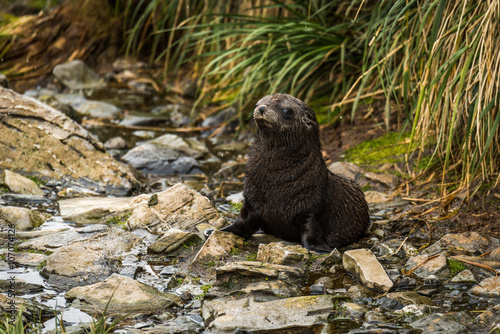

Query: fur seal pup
220;93;370;252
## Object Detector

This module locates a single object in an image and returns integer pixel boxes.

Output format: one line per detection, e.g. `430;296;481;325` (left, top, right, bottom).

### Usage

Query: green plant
105;213;132;228
351;0;500;194
0;308;27;334
203;261;216;268
195;283;213;300
229;247;240;256
246;252;257;261
26;176;46;187
343;131;412;167
448;258;467;277
36;259;46;271
0;306;43;334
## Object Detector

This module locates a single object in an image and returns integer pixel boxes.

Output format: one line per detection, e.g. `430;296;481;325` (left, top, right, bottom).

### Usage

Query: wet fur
221;94;370;252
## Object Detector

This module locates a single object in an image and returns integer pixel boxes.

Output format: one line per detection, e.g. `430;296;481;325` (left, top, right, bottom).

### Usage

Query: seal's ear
301;104;319;130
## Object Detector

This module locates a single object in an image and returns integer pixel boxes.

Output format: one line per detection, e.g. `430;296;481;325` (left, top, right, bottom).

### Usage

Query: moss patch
343;131;412;167
448;258;467;277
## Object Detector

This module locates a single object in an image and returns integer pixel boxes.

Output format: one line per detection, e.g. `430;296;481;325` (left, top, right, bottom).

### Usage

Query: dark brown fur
221;94;370;252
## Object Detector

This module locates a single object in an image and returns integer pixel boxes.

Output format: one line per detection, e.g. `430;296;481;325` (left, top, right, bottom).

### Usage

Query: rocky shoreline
1;60;499;333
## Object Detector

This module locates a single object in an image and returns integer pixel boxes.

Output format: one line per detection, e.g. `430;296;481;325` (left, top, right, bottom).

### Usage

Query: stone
104;136;128;150
0;294;53;321
469;276;500;298
386;291;433;306
0;74;8;88
65;274;181;313
411;313;467;334
59;196;138;225
0;170;44;195
52;60;103;90
405;253;450;280
119;114;170;127
451;269;478;283
364;172;398;188
364;191;393;204
0;206;46;231
10;252;47;267
343;248;393;292
202;295;338;331
75;227;141;256
0;87;138;195
321;248;343;266
215;261;304;282
423;274;441;287
328;162;365;181
147;228;202;254
375;297;404;310
127;184;221;233
256;242;310;265
347;285;377;299
17;226;139;255
232;280;303;298
191;231;244;264
0;228;69;240
342;302;367;319
150;104;190;127
396;305;424;317
310;284;326;295
226;192;244;204
490;247;500;260
121;134;208;175
425;232;500;256
72;100;121;118
474;304;500;333
41;244;117;287
42;307;93;332
0;279;44;295
314;276;335;289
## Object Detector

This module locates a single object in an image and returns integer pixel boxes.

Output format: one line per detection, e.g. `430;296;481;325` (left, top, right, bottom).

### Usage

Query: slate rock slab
202;295;338;331
65;274;181;314
0;87;138;195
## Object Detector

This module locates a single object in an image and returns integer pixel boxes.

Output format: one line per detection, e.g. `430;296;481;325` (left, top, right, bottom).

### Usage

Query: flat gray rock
41;244;117;288
0;170;44;196
72;100;121;118
0;206;46;231
0;87;138;195
202;295;338;331
65;274;181;314
52;60;103;90
127;183;221;233
256;242;310;265
405;253;450;280
121;134;207;175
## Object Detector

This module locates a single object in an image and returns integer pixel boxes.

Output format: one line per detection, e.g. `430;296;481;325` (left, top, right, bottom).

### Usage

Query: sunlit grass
349;0;500;195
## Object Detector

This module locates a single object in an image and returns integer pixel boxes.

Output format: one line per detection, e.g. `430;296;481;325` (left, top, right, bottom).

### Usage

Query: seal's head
253;94;318;134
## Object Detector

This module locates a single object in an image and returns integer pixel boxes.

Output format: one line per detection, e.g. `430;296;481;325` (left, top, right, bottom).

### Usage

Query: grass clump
352;0;500;194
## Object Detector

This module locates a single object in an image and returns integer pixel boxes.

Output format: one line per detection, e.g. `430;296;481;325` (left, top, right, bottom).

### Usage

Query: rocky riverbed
1;60;500;334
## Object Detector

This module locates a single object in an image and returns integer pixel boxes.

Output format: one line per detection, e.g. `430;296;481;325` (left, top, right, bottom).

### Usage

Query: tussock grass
350;0;500;195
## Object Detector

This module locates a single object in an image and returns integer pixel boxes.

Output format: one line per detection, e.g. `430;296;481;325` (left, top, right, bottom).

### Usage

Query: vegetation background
0;0;499;197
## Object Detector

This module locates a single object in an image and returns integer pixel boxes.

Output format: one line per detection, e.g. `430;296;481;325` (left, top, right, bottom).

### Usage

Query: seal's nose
258;105;266;114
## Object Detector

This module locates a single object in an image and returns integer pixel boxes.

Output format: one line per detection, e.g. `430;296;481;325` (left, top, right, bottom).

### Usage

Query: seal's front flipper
220;201;262;239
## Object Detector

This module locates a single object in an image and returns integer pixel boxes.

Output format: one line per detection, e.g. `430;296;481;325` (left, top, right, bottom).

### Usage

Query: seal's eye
282;108;293;118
